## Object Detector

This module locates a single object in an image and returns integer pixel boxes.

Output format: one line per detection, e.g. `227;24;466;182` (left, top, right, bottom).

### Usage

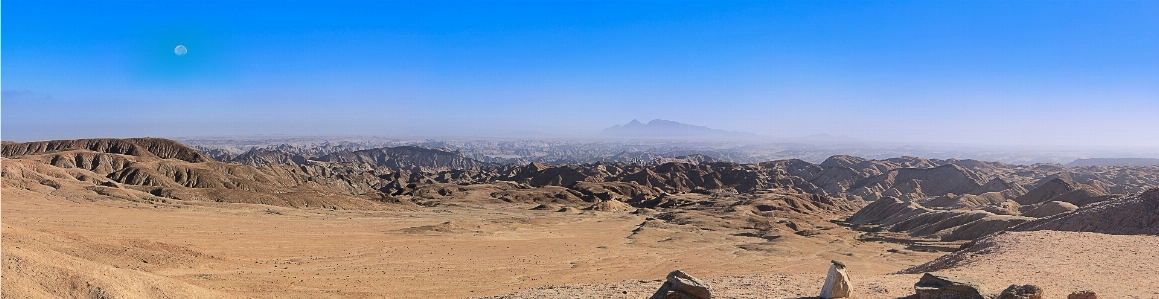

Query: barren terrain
3;138;1158;298
477;231;1159;299
3;187;940;298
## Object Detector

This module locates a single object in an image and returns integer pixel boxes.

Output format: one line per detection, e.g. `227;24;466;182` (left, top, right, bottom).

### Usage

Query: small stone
1067;291;1098;299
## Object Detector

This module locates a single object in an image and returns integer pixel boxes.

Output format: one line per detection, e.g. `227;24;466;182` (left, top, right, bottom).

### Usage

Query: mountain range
599;119;758;139
1066;158;1159;167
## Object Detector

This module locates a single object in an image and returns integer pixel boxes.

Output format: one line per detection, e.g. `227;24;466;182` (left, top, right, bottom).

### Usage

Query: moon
174;44;188;56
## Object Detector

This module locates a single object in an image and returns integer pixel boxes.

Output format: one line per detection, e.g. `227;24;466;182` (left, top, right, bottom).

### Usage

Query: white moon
174;45;188;56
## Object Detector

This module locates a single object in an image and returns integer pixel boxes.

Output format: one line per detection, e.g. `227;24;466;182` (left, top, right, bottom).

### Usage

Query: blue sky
3;0;1158;147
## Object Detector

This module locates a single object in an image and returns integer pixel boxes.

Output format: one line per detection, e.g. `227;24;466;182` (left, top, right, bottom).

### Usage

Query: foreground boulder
914;273;989;299
649;270;712;299
819;260;851;298
997;284;1043;299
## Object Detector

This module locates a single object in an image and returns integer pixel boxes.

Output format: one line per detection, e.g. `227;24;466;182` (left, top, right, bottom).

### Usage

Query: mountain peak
600;119;757;139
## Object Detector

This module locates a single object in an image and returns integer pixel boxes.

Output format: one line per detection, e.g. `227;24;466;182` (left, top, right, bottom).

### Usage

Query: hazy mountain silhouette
1067;158;1159;167
599;119;757;139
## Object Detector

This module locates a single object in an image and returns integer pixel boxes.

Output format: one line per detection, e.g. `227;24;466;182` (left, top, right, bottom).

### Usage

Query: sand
480;231;1159;299
2;187;940;298
6;183;1157;298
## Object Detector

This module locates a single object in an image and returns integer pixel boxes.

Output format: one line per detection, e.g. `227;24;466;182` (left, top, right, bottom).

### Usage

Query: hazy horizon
4;1;1158;149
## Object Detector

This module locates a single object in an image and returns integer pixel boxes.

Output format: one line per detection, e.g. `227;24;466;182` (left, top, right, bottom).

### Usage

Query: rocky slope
1011;188;1159;235
313;146;486;171
2;138;210;163
1;139;388;209
201;142;1159;204
845;179;1153;242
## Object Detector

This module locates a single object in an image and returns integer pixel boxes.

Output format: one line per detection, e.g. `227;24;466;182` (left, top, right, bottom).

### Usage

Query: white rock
820;260;851;298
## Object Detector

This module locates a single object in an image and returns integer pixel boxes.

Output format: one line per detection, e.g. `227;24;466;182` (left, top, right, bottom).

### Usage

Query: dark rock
997;284;1043;299
914;273;989;299
1067;290;1097;299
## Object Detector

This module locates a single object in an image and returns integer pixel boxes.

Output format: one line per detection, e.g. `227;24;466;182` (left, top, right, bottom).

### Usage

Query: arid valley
3;138;1158;298
7;1;1159;298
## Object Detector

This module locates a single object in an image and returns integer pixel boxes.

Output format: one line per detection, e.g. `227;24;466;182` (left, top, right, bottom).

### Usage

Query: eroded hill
4;138;1159;298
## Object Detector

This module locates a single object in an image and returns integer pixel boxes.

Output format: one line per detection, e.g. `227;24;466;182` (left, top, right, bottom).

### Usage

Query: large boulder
914;273;989;299
649;270;712;299
819;260;851;298
997;284;1043;299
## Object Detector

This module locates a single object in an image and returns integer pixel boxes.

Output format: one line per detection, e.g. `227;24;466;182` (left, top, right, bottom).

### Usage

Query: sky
3;0;1158;148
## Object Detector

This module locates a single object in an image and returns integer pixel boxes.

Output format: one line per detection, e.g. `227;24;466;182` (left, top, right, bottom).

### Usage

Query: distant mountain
784;133;863;144
599;119;757;139
1067;158;1159;167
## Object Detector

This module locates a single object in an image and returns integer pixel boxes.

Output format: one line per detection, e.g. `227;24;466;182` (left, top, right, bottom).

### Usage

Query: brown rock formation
1011;188;1159;235
1020;201;1078;218
3;138;210;163
1015;178;1112;206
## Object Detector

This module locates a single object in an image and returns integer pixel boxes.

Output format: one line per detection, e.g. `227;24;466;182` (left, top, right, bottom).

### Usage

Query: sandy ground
2;187;943;298
469;273;927;299
916;230;1159;299
479;231;1159;299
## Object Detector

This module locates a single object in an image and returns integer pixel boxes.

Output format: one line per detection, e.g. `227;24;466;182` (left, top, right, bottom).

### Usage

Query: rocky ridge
6;138;1159;240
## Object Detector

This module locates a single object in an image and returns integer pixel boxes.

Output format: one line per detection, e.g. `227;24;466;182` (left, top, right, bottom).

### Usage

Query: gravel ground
476;231;1159;299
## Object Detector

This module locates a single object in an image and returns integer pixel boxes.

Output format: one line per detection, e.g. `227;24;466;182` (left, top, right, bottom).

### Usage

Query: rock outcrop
914;273;988;299
997;284;1043;299
649;270;712;299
